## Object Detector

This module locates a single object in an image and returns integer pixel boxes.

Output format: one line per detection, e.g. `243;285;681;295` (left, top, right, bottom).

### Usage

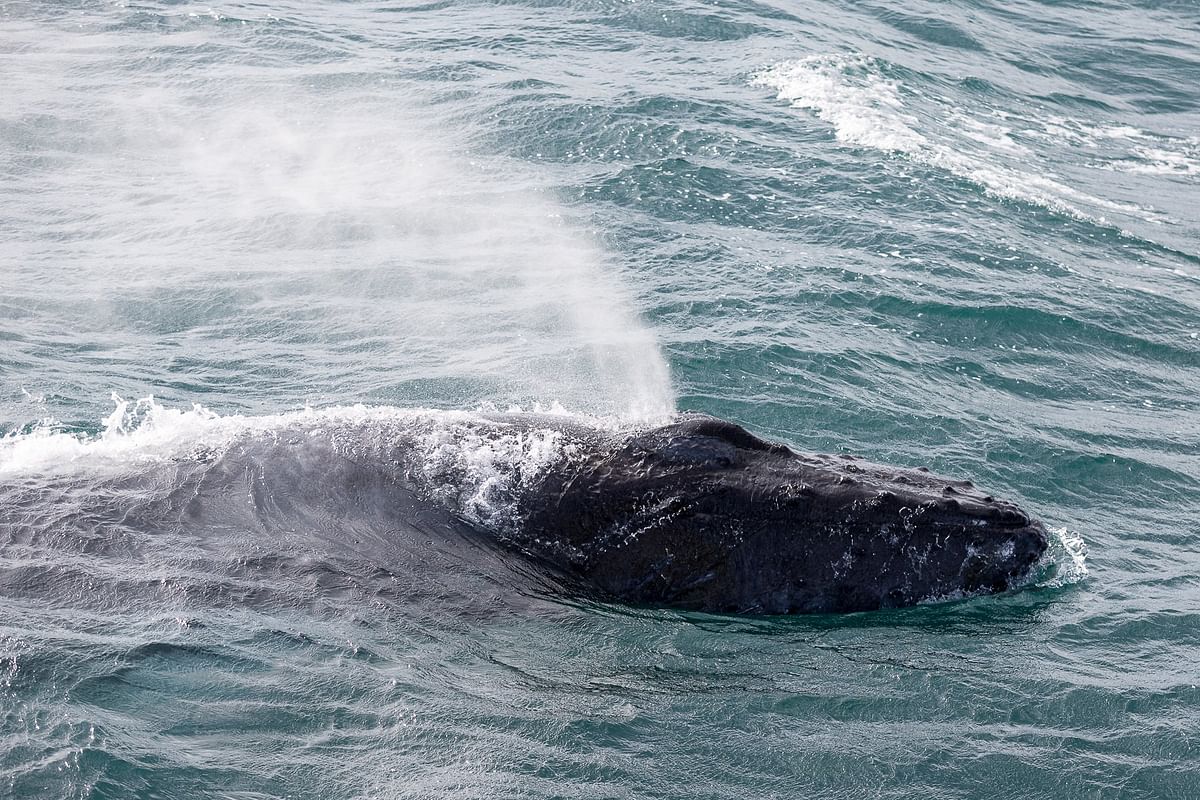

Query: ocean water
1;0;1198;797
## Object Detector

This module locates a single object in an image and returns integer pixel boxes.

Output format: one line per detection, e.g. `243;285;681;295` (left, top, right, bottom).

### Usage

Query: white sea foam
1034;117;1200;176
1;395;238;476
0;396;582;476
1117;145;1200;176
751;54;1165;225
750;56;927;154
1033;526;1089;589
410;418;570;529
0;395;653;529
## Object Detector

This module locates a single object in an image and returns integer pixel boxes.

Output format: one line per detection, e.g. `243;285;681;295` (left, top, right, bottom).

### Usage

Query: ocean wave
751;54;1172;227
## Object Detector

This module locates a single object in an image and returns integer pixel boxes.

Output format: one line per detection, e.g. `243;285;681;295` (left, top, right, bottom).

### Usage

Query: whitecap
751;54;1168;226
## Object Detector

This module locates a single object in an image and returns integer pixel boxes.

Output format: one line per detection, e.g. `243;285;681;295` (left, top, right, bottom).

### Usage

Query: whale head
520;414;1049;614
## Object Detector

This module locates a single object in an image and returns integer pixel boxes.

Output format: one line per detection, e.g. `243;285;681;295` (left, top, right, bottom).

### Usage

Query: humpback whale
497;413;1049;614
1;408;1048;616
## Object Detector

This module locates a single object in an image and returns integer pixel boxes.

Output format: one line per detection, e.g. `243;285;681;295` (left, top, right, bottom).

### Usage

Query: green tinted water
2;0;1198;797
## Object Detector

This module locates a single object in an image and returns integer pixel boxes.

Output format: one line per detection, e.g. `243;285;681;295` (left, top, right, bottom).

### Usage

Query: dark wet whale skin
512;413;1049;614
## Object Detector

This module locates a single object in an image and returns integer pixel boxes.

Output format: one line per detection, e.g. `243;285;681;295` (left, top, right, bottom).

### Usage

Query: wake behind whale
0;400;1072;616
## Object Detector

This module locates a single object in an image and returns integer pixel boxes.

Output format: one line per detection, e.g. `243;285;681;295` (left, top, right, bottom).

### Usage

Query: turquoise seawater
2;0;1198;797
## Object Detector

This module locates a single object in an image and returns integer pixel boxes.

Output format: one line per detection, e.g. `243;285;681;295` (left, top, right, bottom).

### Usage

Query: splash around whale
0;402;1050;615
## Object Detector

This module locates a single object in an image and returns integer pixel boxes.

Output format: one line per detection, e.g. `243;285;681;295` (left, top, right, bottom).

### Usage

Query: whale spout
516;413;1049;614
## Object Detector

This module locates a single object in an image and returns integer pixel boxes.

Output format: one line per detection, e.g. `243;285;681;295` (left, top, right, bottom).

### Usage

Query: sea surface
2;0;1198;797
